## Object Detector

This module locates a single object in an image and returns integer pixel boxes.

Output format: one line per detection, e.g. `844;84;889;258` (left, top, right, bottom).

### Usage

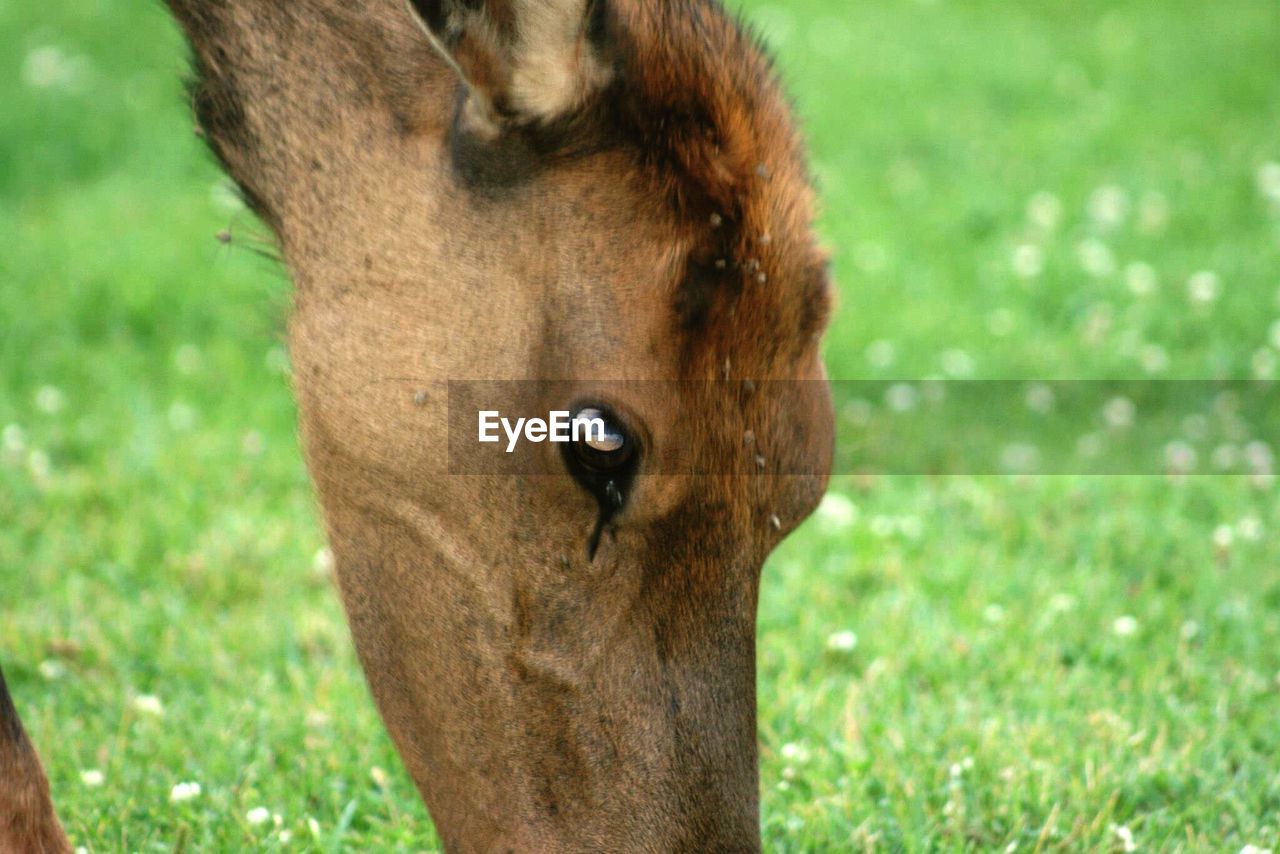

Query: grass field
3;0;1280;850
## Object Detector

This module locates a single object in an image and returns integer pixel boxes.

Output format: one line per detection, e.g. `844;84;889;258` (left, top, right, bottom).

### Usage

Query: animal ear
405;0;611;134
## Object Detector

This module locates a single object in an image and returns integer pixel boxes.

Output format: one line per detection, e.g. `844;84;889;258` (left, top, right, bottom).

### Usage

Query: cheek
768;376;835;531
289;303;442;484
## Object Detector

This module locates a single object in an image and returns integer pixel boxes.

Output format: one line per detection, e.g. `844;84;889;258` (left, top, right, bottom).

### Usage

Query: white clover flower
1213;524;1235;549
1112;616;1139;637
242;430;266;456
279;830;293;844
1237;516;1264;542
27;449;52;481
1048;594;1076;613
1164;441;1197;475
1027;191;1063;231
779;742;810;763
1113;824;1137;852
1252;348;1276;379
80;769;105;787
1180;620;1200;640
1240;846;1273;854
999;443;1040;474
865;339;896;369
1088;185;1129;228
922;379;947;405
38;660;66;681
941;349;975;378
35;386;65;415
817;493;857;530
1124;262;1158;296
983;604;1006;624
1139;344;1169;374
826;630;858;652
1082;302;1113;345
1012;244;1043;280
1257;161;1280;201
131;694;165;716
247;807;271;826
313;547;336;577
869;515;896;538
22;46;88;91
1077;239;1116;277
885;383;918;413
170;781;202;803
1024;383;1054;414
1245;441;1274;476
2;424;25;454
174;344;202;375
1103;396;1135;429
168;402;197;432
1188;270;1221;305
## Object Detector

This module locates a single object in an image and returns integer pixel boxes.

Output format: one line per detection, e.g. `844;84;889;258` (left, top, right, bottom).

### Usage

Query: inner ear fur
405;0;612;135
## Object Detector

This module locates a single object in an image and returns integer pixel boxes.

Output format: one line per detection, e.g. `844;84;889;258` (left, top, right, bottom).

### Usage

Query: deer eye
560;405;641;560
570;407;635;471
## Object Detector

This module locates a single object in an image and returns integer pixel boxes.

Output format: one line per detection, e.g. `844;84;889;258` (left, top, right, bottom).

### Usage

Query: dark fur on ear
0;664;70;854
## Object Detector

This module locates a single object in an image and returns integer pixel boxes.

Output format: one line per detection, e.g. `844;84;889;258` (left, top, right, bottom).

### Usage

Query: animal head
170;0;834;846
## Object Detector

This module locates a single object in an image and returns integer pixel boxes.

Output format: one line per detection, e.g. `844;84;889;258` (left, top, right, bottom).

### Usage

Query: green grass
2;0;1279;849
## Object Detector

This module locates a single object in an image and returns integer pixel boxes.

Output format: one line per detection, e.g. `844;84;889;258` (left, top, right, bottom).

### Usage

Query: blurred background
2;0;1278;849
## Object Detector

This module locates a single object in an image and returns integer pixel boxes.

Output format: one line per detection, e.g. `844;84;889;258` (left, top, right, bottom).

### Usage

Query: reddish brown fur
607;1;832;360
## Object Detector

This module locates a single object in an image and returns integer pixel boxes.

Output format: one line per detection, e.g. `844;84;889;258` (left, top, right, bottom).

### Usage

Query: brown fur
0;667;70;854
13;0;835;849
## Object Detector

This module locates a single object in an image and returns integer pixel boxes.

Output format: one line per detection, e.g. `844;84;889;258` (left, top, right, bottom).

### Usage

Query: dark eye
569;407;635;472
560;405;641;560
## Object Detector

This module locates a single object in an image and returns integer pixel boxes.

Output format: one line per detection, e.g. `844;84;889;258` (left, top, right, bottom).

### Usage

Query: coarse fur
9;0;835;849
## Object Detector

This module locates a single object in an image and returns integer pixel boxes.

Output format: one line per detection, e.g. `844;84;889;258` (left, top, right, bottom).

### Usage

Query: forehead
600;0;832;370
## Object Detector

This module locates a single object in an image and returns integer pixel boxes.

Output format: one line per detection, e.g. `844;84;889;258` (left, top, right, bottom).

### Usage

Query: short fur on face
135;0;837;848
